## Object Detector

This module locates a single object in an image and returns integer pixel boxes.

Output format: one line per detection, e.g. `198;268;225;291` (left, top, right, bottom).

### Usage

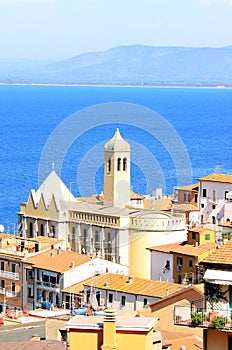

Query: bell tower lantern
104;128;130;208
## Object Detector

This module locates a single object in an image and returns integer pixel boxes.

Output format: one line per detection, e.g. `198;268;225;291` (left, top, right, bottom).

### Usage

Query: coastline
0;82;230;89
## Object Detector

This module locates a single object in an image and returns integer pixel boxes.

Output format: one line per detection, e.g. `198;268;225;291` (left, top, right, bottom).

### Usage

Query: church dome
104;128;130;151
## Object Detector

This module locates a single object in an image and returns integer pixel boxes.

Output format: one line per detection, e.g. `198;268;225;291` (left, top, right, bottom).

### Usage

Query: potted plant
175;315;182;323
211;315;227;329
191;311;205;326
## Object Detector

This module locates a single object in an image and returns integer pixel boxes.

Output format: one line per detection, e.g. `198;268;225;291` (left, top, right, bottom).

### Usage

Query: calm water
0;85;232;232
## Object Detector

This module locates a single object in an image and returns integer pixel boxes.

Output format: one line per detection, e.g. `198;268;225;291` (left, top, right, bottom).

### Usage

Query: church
18;129;186;278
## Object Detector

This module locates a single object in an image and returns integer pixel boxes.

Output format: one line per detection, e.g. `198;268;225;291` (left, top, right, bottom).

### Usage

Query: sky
0;0;232;60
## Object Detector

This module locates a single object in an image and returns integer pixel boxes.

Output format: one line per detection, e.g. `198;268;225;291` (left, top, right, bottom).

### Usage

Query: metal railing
174;304;232;330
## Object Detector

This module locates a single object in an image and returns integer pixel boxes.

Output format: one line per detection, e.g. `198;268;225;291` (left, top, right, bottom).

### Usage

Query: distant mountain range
1;45;232;86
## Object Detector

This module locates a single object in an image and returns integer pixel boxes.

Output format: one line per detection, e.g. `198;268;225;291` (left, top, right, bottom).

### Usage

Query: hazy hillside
1;45;232;86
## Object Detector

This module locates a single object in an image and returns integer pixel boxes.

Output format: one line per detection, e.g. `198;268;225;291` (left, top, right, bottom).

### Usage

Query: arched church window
117;158;121;171
29;222;33;238
107;158;111;172
123;158;127;171
40;223;44;236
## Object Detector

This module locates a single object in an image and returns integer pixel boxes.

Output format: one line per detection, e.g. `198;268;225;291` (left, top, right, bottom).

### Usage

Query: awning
204;269;232;285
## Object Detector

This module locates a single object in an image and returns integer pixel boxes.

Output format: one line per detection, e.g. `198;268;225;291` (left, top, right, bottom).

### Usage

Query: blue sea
0;84;232;232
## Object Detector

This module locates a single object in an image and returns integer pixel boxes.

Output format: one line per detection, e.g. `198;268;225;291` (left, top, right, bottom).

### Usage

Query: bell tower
104;128;130;208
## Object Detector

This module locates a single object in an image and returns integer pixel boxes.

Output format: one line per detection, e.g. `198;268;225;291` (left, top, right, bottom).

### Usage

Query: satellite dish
0;225;4;233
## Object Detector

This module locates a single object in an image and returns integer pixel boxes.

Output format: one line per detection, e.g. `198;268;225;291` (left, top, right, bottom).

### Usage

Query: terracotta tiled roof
173;203;199;211
66;314;158;330
143;197;173;210
148;241;217;257
23;249;92;273
130;191;145;199
175;183;199;191
148;285;204;308
198;173;232;183
64;273;185;298
200;239;232;265
218;221;232;228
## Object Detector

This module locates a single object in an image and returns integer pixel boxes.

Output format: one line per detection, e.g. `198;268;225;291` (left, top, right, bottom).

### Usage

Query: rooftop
104;128;130;151
198;173;232;183
63;272;185;298
200;239;232;265
66;314;158;332
175;183;199;192
23;248;92;273
148;241;217;257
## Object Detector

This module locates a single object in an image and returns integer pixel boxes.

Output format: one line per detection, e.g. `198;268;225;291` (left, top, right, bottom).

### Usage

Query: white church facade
18;129;187;278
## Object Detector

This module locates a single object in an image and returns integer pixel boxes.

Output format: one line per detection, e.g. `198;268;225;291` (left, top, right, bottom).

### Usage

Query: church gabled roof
104;128;130;151
36;169;75;204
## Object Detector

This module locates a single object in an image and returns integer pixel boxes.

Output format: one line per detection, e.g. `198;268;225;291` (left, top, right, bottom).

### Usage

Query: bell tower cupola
104;128;130;208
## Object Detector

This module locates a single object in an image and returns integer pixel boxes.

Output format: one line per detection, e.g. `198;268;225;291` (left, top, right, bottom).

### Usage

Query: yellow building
66;309;161;350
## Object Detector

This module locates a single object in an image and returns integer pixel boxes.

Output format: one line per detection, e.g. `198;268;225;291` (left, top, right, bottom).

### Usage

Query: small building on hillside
23;249;128;310
62;272;185;315
148;227;216;284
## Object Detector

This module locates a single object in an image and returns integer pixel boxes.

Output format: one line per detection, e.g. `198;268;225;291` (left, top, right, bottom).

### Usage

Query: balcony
174;304;232;330
37;280;59;292
0;270;19;280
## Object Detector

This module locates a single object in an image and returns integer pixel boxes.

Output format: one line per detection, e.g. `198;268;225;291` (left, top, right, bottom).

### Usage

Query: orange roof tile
23;249;92;273
200;239;232;265
198;173;232;183
64;273;185;298
148;241;217;257
175;183;199;191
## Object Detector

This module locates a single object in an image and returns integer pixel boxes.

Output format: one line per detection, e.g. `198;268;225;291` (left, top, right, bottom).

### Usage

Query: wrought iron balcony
174;304;232;330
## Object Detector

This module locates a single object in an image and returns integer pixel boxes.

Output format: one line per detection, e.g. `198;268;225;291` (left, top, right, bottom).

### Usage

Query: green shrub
191;312;205;325
211;315;227;329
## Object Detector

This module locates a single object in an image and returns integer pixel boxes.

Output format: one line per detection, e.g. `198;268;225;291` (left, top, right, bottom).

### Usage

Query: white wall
150;251;173;282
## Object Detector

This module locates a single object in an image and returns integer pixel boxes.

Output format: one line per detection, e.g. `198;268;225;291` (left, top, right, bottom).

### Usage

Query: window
29;222;33;237
108;293;113;303
107;158;111;172
28;286;33;298
194;193;198;203
212;205;216;209
225;191;229;200
177;257;183;266
121;295;126;306
178;275;182;284
123;158;127;171
201;203;204;208
12;282;16;293
213;190;216;202
26;270;33;280
184;192;190;203
0;262;4;271
117;158;121;171
1;280;5;289
12;264;16;273
189;259;193;268
96;291;101;306
192;231;196;240
165;260;170;270
205;233;211;240
40;223;44;236
212;216;216;224
143;298;148;307
202;189;207;197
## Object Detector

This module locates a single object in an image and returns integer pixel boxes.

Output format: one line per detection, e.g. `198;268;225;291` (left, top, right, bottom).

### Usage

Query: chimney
101;309;117;350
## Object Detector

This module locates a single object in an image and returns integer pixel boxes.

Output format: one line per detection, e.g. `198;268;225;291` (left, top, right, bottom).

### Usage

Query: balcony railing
0;270;19;280
174;304;232;330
